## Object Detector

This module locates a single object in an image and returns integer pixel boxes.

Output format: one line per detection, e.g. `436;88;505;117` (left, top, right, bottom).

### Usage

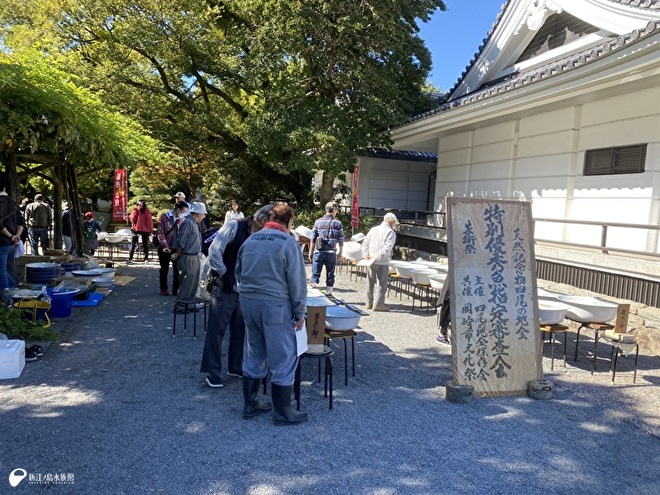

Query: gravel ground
1;261;659;494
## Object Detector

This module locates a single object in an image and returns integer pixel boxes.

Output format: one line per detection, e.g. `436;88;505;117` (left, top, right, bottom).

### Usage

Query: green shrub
293;208;379;235
0;308;60;341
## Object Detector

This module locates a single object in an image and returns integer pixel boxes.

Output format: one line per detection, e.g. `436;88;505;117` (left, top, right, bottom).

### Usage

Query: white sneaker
326;287;333;294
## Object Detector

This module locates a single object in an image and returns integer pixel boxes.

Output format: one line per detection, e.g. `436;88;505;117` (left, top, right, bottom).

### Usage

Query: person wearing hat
24;193;52;255
129;199;154;263
155;201;188;296
83;212;102;256
361;212;399;311
201;204;273;389
170;202;206;302
309;201;345;294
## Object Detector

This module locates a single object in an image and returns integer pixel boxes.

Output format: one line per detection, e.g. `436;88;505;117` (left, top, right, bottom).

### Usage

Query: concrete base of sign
445;380;474;403
527;379;554;400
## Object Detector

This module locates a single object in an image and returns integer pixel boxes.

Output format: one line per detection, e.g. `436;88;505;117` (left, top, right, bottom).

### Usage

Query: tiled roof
406;19;659;124
364;147;438;163
440;0;512;104
609;0;660;8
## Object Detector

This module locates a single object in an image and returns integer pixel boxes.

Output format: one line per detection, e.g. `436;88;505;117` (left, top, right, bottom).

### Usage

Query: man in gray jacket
236;204;309;425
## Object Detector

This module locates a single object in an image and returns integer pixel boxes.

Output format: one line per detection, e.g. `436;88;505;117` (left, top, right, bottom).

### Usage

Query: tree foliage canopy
0;51;166;193
0;0;445;208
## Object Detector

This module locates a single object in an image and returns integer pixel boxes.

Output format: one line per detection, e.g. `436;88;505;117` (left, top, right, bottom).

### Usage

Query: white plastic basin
294;226;314;241
307;288;325;298
351;233;366;243
428;273;448;290
72;270;103;278
538;288;563;301
91;277;113;288
343;241;362;260
325;305;361;331
556;295;618;323
306;296;337;307
410;269;437;285
538;300;570;325
394;263;415;279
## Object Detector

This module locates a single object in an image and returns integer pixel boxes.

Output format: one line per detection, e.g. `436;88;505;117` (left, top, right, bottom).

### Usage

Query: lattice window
584;144;647;176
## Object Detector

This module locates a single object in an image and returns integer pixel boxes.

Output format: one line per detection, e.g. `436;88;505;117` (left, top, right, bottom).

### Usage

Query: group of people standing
199;202;310;425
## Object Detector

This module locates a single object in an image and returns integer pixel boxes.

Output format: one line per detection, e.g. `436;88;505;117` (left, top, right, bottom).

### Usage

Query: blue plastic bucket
47;289;78;318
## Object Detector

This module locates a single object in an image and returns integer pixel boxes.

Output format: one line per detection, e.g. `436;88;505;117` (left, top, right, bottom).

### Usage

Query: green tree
0;52;166;250
0;0;445;206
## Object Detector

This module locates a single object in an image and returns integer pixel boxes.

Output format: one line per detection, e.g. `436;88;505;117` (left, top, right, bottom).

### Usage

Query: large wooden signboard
446;197;542;397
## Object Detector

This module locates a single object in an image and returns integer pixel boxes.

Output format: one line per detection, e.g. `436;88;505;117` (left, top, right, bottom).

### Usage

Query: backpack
84;223;96;239
201;227;220;256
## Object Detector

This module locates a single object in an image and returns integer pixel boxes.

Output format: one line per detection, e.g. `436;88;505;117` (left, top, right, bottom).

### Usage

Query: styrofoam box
0;339;25;379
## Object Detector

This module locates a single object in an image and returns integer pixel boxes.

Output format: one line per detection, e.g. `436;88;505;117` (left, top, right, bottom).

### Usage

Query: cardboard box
306;306;326;354
0;339;25;380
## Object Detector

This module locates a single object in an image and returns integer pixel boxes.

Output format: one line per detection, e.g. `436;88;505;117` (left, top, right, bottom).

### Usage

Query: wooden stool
172;297;207;339
573;322;614;362
324;330;357;386
540;323;569;371
294;346;334;410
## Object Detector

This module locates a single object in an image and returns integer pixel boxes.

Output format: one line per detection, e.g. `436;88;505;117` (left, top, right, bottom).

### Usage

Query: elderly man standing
362;212;399;312
236;204;308;425
309;202;344;294
201;205;273;390
24;193;52;255
170;202;207;303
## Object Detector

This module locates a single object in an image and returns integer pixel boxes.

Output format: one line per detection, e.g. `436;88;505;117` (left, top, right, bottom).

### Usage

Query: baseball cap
173;192;186;199
384;212;399;225
325;201;339;212
189;202;208;214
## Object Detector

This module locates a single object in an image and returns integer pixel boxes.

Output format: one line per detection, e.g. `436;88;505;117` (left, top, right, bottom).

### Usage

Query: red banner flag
351;163;360;228
112;169;128;222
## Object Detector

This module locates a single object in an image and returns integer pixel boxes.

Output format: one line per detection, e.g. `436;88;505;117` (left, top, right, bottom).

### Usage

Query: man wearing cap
24;193;52;255
309;202;345;294
170;202;206;302
361;212;399;311
200;204;273;389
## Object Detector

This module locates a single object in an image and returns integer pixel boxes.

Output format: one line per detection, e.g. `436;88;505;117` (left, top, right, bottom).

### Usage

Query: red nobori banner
351;163;359;228
112;169;128;222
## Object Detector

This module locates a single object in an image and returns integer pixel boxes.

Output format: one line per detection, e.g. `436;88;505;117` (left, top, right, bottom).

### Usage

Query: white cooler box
0;339;25;379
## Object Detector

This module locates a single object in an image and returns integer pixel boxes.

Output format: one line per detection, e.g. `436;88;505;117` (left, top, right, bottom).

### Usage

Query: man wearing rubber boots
200;204;273;390
236;204;308;425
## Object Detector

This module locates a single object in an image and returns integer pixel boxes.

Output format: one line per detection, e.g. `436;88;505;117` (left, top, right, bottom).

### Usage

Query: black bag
153;223;177;249
315;236;325;250
201;227;220;256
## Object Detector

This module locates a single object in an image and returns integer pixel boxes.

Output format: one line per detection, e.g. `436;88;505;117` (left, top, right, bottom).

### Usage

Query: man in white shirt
361;213;399;311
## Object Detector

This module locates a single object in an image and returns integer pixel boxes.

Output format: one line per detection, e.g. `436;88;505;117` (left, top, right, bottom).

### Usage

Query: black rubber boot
271;383;309;425
242;377;272;419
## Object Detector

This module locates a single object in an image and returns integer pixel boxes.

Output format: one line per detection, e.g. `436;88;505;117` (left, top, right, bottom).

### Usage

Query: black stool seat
294;346;334;410
172;297;207;339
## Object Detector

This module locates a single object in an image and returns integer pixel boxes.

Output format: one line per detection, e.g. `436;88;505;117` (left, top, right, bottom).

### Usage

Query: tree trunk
52;164;64;250
319;171;335;206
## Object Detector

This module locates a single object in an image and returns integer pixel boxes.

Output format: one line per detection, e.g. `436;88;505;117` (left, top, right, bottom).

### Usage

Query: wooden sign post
446;197;543;397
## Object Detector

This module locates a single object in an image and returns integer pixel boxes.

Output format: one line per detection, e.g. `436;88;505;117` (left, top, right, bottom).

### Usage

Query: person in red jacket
129;199;154;263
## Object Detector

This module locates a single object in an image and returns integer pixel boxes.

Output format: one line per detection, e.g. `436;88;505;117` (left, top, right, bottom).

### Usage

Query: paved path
1;262;659;494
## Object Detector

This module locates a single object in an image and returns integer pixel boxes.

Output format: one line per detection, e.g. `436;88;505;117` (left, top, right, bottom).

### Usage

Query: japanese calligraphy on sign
446;197;542;397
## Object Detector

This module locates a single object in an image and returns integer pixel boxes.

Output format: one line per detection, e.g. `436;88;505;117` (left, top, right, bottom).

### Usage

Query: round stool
294;346;334;410
172;297;207;339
